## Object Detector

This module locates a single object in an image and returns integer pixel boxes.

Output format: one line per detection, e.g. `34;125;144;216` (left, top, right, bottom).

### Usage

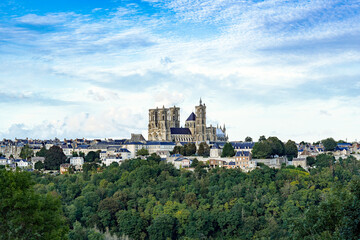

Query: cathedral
148;99;228;143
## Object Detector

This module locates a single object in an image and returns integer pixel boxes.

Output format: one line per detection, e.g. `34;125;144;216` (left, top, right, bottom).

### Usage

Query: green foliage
190;158;199;168
25;153;360;240
221;142;235;157
20;144;34;160
197;142;210;157
245;136;253;142
44;145;67;170
314;153;335;169
147;214;176;240
172;143;197;156
252;141;272;158
284;140;298;160
252;137;285;159
137;148;149;156
259;135;266;142
306;156;315;167
36;146;48;157
185;143;197;156
83;162;99;173
34;161;45;170
85;151;100;162
322;138;337;151
0;170;68;239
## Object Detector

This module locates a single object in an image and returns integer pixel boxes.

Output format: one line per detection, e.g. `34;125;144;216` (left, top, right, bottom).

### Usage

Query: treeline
7;153;355;239
172;143;210;157
252;136;298;159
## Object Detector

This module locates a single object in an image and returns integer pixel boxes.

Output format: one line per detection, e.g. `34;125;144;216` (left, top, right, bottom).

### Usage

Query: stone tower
148;106;180;141
195;98;206;142
185;112;196;135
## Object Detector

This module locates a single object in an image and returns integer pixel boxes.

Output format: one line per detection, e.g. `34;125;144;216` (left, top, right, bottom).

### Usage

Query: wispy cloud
0;1;359;141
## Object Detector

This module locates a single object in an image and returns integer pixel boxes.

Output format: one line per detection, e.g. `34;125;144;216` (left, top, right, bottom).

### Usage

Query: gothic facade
148;99;228;143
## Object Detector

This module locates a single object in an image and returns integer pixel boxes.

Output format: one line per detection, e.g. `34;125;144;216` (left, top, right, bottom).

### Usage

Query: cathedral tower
148;106;180;141
195;98;206;142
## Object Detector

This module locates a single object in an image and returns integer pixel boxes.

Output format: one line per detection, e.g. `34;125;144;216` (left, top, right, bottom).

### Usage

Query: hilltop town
1;100;358;173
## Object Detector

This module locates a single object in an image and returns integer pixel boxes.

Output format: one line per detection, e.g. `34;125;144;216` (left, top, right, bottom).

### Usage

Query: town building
234;151;254;170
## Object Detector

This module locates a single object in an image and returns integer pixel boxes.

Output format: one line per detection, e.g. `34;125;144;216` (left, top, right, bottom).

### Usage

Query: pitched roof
170;128;192;135
231;142;254;149
129;134;146;142
186;112;196;121
146;141;176;146
211;143;220;149
235;151;250;157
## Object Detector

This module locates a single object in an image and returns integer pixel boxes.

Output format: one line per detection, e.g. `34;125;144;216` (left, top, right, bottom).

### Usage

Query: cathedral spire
199;98;202;105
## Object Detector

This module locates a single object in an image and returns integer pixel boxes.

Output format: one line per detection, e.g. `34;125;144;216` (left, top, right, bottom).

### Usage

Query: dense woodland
1;153;360;239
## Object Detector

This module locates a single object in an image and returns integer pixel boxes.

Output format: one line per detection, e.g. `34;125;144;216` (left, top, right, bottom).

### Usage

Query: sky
0;0;360;143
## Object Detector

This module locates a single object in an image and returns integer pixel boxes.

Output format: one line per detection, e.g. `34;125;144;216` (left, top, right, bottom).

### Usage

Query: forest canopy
2;154;360;239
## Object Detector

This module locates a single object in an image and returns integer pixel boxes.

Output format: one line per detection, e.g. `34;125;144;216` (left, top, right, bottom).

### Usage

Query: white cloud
1;1;360;141
15;13;79;25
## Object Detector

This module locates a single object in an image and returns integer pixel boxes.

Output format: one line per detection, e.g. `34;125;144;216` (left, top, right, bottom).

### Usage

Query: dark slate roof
125;142;144;145
170;154;183;157
170;128;192;135
114;139;127;144
338;143;351;146
186;112;196;121
228;161;236;165
231;142;255;149
77;145;90;149
146;141;176;146
174;157;191;162
211;143;220;149
115;148;131;153
235;151;250;157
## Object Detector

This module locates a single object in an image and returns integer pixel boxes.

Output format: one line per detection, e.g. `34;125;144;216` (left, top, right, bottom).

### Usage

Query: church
148;99;228;143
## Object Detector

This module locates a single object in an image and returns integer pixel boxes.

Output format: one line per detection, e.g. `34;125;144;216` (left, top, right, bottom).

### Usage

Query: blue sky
1;0;360;142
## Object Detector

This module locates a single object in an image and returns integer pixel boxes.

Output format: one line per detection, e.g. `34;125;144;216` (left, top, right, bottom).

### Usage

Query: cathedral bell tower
195;98;206;142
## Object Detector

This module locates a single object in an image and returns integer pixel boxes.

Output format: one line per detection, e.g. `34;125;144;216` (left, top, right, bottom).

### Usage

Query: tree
83;162;99;173
259;135;266;142
267;137;285;157
137;148;149;156
197;142;210;157
116;210;147;239
85;151;100;162
20;144;33;160
221;142;235;157
0;170;68;239
190;158;199;168
185;143;197;156
322;138;337;151
253;137;285;159
252;141;272;159
34;161;44;170
284;140;298;160
36;146;48;157
306;156;315;167
44;146;67;170
245;136;253;142
315;154;335;169
147;214;176;240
